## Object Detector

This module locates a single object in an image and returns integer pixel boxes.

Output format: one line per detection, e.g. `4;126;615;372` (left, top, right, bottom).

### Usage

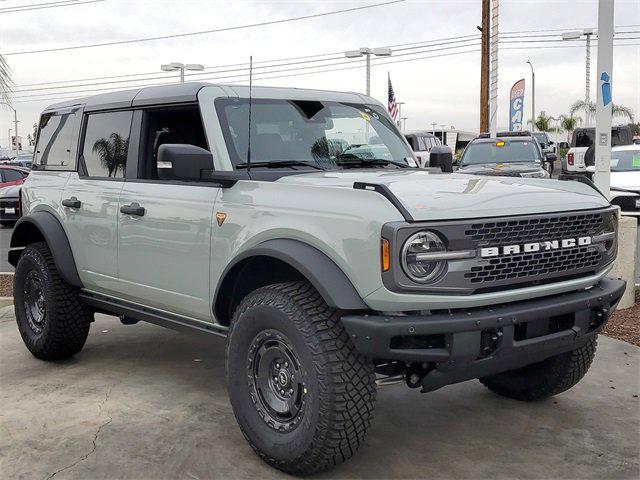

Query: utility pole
431;122;437;136
401;117;408;131
488;0;499;137
13;108;19;156
526;60;535;132
479;0;490;133
594;0;614;196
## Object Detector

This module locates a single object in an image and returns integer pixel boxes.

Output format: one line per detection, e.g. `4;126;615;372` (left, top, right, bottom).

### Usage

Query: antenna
246;55;253;174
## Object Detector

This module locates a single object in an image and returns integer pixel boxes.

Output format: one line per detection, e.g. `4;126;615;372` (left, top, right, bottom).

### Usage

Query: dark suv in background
457;131;554;179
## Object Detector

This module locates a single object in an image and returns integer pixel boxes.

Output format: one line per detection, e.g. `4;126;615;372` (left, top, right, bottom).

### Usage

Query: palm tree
570;100;634;123
0;54;11;105
92;133;128;177
559;114;581;142
528;111;556;132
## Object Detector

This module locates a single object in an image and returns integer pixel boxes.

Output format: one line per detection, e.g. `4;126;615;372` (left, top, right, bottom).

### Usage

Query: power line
0;0;105;13
10;36;481;92
10;40;481;98
10;48;481;105
2;0;405;56
10;33;479;89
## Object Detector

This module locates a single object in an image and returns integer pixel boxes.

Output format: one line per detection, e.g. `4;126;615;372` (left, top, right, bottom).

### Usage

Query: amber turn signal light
381;239;390;272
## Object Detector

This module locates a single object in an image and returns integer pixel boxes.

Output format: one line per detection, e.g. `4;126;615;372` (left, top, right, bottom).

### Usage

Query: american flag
388;73;398;122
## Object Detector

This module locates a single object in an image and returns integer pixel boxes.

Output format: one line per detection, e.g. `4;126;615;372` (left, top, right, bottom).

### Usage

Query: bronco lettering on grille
480;236;592;258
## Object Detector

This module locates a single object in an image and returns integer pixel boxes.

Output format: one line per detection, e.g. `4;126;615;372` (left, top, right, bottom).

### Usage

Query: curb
0;297;13;308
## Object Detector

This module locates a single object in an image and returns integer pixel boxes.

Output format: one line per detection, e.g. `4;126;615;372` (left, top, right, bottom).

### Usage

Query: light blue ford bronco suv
9;83;625;474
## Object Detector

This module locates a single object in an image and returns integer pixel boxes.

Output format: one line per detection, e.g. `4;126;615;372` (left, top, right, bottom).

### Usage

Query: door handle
62;197;81;209
120;203;145;217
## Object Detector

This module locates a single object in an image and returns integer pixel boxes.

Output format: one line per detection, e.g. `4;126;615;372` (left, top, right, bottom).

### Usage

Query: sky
1;0;639;151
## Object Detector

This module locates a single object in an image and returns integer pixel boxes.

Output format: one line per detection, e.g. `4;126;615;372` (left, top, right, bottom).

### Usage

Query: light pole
562;29;596;126
431;122;438;136
396;102;405;130
526;60;535;132
344;47;392;96
1;103;19;157
401;117;408;132
593;2;613;196
8;128;12;152
161;62;205;84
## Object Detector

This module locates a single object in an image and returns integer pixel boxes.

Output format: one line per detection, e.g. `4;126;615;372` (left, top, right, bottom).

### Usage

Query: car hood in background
0;184;20;199
610;171;640;192
276;170;609;221
456;162;543;176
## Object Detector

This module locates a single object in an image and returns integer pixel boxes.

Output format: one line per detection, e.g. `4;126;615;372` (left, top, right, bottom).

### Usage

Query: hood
0;184;20;198
611;171;640;192
276;170;609;221
457;162;543;176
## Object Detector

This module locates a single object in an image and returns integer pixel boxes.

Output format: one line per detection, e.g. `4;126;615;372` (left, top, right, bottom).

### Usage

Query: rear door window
34;110;80;170
81;111;133;178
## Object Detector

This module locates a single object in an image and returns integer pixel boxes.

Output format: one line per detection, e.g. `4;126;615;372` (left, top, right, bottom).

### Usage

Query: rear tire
14;242;93;360
480;337;597;401
226;281;376;475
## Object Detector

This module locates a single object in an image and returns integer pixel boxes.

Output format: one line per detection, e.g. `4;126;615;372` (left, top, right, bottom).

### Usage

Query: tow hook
405;363;433;389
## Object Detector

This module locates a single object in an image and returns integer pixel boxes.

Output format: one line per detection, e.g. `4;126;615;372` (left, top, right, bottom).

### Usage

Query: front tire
14;242;93;360
480;337;597;401
226;281;376;475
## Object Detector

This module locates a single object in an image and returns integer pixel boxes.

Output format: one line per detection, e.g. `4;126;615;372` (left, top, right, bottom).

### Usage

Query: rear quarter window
34;110;81;171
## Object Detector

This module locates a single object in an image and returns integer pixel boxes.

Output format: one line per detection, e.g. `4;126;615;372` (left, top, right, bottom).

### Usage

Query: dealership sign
508;79;525;131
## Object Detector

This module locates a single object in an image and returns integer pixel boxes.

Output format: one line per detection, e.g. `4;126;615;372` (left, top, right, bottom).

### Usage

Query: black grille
465;212;603;246
465;246;601;284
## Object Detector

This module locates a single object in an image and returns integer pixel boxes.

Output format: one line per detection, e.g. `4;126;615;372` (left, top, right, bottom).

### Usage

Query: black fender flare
9;211;83;287
214;239;368;318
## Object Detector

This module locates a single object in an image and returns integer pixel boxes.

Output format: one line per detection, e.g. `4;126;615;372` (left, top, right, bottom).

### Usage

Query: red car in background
0;165;29;188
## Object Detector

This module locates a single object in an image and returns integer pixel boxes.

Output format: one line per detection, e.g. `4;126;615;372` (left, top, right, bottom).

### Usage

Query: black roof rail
496;130;532;137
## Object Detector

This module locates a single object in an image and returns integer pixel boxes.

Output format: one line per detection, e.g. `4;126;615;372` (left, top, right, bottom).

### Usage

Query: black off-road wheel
480;337;597;401
226;281;376;475
14;242;93;360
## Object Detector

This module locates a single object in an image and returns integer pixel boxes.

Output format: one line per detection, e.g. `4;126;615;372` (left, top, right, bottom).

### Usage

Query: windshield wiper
336;155;411;169
236;160;325;170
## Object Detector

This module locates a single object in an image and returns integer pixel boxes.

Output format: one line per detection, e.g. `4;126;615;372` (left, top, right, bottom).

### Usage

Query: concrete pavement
0;225;12;272
0;309;638;480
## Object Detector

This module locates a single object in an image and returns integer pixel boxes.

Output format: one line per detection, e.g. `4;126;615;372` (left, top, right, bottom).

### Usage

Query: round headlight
401;231;447;283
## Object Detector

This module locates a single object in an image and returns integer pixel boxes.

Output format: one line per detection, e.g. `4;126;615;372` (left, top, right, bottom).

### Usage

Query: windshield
611;149;640;172
216;99;414;168
460;140;541;166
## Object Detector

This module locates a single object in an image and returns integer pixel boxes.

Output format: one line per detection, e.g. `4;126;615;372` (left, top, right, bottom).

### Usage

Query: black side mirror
429;145;454;172
545;152;557;162
157;144;214;181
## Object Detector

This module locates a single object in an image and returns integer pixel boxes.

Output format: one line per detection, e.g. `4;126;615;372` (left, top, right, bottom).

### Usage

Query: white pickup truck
563;125;633;174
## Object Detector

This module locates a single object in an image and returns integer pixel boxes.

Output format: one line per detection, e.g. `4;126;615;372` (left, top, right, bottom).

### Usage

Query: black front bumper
341;277;626;392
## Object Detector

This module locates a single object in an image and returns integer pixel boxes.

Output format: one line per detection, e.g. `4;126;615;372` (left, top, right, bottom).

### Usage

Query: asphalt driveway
1;308;638;480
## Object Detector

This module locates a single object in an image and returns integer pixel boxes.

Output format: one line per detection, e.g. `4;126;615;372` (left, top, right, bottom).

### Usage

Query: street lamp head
372;47;392;57
185;64;204;71
562;31;582;40
161;64;180;72
345;50;364;58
